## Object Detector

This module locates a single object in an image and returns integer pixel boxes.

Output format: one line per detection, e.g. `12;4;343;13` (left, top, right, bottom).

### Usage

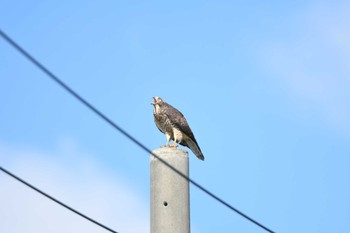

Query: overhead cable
0;166;118;233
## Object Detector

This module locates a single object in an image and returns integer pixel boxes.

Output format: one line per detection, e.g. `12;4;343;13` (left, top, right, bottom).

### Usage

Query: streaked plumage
152;96;204;161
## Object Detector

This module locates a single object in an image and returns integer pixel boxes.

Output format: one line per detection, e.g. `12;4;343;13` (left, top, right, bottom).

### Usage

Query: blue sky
1;1;350;232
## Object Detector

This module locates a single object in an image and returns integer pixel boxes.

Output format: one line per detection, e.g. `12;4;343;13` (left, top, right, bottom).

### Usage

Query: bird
151;96;204;161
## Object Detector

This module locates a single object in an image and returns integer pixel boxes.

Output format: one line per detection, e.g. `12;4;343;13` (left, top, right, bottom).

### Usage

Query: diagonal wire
0;166;118;233
0;29;274;233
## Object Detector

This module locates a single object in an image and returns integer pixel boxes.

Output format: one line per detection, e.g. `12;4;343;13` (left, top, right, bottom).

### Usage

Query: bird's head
152;96;164;112
152;96;164;105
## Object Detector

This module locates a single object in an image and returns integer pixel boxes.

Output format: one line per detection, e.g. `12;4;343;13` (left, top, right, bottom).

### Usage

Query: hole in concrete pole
163;201;168;207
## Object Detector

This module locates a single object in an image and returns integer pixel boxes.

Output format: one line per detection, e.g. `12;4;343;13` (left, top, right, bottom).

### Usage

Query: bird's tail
185;137;205;161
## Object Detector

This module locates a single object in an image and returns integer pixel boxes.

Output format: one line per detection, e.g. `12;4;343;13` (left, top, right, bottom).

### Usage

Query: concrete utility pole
150;147;190;233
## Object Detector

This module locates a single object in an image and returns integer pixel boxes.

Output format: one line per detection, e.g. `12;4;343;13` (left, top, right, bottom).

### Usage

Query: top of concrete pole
151;147;189;161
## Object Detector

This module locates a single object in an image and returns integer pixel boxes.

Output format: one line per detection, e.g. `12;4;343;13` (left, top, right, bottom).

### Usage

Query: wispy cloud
0;141;149;233
259;1;350;135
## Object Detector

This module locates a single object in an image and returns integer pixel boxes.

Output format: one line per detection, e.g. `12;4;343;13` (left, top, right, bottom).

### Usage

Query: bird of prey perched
151;96;204;161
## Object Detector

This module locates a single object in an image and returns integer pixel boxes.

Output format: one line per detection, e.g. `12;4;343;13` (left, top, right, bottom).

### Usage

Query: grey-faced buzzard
151;96;204;161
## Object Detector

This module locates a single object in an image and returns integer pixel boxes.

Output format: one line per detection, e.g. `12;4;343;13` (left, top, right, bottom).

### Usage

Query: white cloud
0;141;149;233
259;1;350;134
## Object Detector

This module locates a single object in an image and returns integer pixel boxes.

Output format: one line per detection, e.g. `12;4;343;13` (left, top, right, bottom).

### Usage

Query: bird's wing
163;103;195;140
164;103;204;160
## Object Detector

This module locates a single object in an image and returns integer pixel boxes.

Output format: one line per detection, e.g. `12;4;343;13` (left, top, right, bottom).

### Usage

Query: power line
0;166;118;233
0;29;275;233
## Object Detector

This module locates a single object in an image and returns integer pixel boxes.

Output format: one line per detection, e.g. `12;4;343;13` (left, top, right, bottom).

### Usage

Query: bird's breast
154;113;173;134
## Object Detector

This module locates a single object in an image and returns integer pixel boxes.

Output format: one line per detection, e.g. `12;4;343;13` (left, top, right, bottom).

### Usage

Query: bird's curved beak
151;97;156;105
